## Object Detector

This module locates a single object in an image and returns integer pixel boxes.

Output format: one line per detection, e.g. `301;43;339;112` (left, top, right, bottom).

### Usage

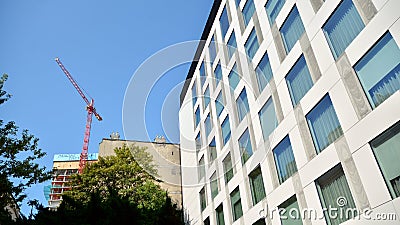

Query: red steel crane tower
55;57;102;173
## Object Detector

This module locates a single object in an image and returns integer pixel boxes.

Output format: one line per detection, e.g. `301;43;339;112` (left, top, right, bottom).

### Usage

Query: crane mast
55;57;102;174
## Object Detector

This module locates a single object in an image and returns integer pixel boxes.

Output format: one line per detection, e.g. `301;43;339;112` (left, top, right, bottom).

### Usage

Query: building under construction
48;153;98;208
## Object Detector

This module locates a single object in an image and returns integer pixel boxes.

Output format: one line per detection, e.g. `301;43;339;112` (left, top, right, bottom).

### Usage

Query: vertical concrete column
353;0;377;25
269;78;284;123
310;0;324;13
293;173;312;225
300;33;322;83
271;23;286;63
294;105;317;161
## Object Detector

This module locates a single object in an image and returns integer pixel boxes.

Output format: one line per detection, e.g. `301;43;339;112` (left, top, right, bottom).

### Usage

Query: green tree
0;74;52;223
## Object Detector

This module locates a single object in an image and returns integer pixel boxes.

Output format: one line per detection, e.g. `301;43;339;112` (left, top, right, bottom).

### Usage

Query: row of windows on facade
193;0;399;171
193;0;399;129
199;121;400;225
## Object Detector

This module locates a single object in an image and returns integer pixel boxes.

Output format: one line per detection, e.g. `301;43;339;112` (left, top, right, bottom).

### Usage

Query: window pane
249;167;266;205
196;133;202;152
216;92;225;117
279;196;302;225
236;88;250;122
223;153;234;183
200;62;207;87
222;117;231;145
204;217;210;225
253;219;266;225
199;187;207;211
199;156;205;180
209;36;217;63
266;0;285;25
280;6;305;53
370;122;400;198
216;204;225;225
214;64;223;86
259;98;278;141
354;32;400;108
204;86;210;109
256;53;273;92
209;138;217;163
317;165;357;225
229;64;240;91
286;55;313;105
220;7;230;38
192;82;197;107
195;107;200;128
230;187;243;221
239;129;253;164
243;0;256;26
307;95;343;152
323;0;365;59
210;172;219;199
273;136;298;183
205;113;212;137
228;32;237;60
245;28;260;59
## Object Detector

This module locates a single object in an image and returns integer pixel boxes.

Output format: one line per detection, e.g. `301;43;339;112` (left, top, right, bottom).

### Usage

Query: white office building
179;0;400;224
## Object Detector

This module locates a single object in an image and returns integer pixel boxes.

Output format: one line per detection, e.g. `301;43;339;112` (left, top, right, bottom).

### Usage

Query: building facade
98;136;183;208
179;0;400;225
48;153;98;208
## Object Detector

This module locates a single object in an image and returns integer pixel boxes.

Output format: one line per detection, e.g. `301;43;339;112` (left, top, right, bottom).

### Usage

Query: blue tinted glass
307;95;343;152
214;64;223;86
200;62;206;87
192;82;197;107
220;7;230;37
259;97;277;140
228;32;237;59
204;86;210;109
256;53;273;92
243;0;256;26
273;136;297;183
280;6;305;53
354;32;400;108
205;114;212;137
222;117;231;145
229;64;240;91
245;29;259;60
216;92;225;117
236;88;250;122
195;108;200;128
209;36;217;63
323;0;364;59
239;129;253;164
286;55;313;105
266;0;285;25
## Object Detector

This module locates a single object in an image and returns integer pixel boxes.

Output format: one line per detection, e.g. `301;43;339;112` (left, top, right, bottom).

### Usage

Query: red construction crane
55;57;102;174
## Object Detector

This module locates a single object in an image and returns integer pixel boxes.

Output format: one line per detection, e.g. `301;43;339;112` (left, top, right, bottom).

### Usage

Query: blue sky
0;0;212;214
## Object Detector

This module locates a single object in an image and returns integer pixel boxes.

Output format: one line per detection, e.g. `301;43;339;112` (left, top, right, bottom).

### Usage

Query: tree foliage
0;74;52;223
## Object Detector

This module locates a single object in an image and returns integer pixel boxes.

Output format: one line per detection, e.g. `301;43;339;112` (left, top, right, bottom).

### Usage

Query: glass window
204;86;210;109
239;129;253;165
222;116;231;145
280;6;305;53
192;82;197;107
273;136;298;183
199;155;205;180
209;36;217;63
249;166;266;205
216;204;225;225
230;187;243;221
216;91;225;117
227;32;237;60
200;62;207;87
370;122;400;198
205;113;212;137
279;196;302;225
223;153;234;184
265;0;285;25
307;95;343;152
210;172;219;199
195;107;200;128
242;0;256;27
259;98;278;141
199;187;207;211
228;64;240;91
253;219;266;225
286;55;313;106
256;53;273;92
196;133;202;153
204;217;210;225
316;165;357;225
209;138;217;163
214;64;223;86
235;0;241;7
220;7;230;38
354;32;400;108
323;0;365;59
245;28;260;60
236;88;250;122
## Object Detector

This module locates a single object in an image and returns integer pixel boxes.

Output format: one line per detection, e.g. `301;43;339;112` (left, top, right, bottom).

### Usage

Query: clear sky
0;0;213;214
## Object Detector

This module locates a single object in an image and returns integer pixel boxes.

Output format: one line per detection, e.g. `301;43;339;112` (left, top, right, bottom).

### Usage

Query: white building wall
180;0;400;224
